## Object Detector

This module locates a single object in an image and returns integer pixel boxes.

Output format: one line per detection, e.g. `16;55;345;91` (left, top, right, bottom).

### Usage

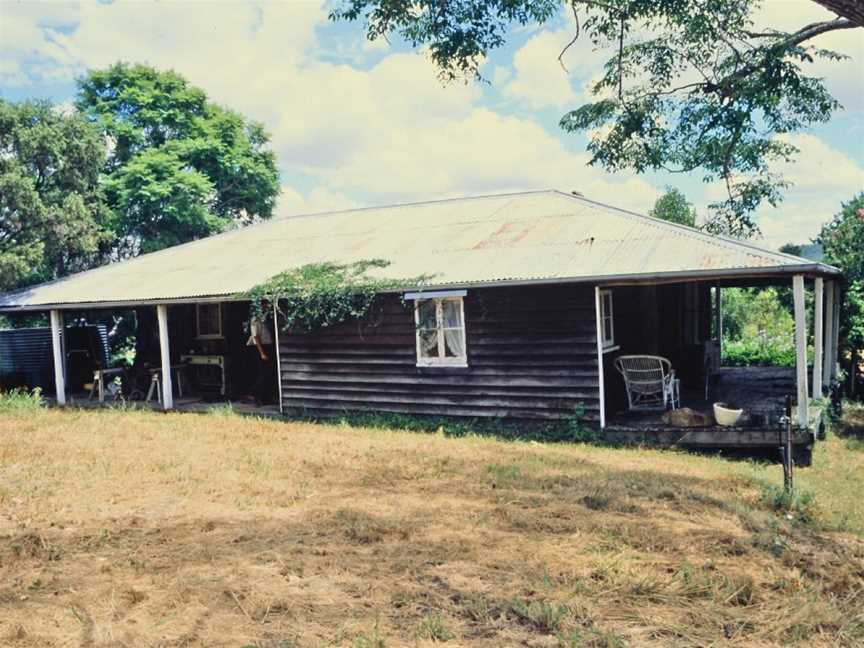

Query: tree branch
781;17;858;45
811;0;864;27
558;1;581;73
704;18;856;96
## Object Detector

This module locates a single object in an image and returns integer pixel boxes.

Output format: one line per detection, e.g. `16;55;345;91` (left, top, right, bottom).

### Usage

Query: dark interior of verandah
602;277;828;431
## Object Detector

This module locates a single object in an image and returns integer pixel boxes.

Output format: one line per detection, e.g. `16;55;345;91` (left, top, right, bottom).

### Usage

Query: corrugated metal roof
0;190;839;310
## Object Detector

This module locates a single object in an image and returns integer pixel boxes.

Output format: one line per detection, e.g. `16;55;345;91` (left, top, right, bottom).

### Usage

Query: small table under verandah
88;367;126;403
145;366;187;405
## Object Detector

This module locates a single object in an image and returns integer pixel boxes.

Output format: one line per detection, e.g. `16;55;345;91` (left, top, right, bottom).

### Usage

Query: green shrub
721;286;804;367
761;484;817;522
722;337;798;367
0;388;44;414
415;614;454;641
292;405;602;445
207;402;238;417
508;598;569;632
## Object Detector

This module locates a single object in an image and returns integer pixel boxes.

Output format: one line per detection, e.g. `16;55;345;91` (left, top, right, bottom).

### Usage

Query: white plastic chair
614;355;680;411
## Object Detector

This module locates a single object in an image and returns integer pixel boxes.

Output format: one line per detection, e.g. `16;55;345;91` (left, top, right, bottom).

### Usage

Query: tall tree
76;63;280;256
819;192;864;283
649;187;697;227
819;192;864;394
332;0;860;236
0;99;109;291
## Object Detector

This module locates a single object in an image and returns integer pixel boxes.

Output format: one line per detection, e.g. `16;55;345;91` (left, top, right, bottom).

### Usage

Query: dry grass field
1;401;863;647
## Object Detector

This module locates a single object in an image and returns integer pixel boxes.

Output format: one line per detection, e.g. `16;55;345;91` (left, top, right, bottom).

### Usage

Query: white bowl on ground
713;402;743;427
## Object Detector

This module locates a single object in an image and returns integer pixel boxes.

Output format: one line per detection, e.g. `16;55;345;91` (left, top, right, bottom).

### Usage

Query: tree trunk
812;0;864;26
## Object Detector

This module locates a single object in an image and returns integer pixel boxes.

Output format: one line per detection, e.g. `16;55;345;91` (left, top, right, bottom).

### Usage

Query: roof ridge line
550;189;813;265
272;188;555;222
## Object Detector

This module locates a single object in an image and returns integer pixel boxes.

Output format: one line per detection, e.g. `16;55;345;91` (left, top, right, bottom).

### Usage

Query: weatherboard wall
277;284;601;420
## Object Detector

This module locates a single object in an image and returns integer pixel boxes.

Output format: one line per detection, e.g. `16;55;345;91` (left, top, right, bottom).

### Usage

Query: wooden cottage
0;190;841;455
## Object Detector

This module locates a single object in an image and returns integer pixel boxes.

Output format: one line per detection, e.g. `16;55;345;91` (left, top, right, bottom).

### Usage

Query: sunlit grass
0;404;862;646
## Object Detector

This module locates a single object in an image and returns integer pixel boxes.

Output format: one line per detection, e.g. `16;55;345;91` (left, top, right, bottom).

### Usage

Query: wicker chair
614;355;680;411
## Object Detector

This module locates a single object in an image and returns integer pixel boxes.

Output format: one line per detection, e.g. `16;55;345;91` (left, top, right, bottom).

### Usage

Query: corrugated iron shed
0;190;839;310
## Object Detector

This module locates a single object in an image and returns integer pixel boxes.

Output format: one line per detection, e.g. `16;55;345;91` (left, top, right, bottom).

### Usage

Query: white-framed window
599;289;615;349
408;292;467;367
196;303;223;339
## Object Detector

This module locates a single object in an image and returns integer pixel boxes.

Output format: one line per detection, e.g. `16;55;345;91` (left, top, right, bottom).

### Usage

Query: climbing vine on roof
244;259;430;333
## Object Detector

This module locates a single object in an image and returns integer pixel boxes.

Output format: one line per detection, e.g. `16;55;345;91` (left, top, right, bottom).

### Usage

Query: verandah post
823;280;835;388
273;301;283;415
792;275;809;428
49;309;66;405
714;284;722;343
812;278;824;398
157;304;174;410
594;286;606;429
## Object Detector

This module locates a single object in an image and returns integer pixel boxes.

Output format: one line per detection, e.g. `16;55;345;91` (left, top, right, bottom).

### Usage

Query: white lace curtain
442;299;465;358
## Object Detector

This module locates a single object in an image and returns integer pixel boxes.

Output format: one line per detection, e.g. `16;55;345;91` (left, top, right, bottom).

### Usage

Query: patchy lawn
1;405;863;647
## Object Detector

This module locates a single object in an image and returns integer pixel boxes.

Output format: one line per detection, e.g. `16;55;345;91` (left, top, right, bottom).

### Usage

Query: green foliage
293;404;601;444
648;187;697;227
332;1;560;81
415;614;455;641
0;99;109;291
245;260;428;333
76;63;279;256
722;338;796;368
0;388;45;414
508;597;569;632
779;243;802;257
846;281;864;351
721;287;797;367
819;192;864;285
333;0;857;235
819;193;864;395
353;627;386;648
761;484;817;522
207;403;238;417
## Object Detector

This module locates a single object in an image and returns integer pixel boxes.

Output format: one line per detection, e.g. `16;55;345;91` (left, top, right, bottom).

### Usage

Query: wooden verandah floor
604;367;822;461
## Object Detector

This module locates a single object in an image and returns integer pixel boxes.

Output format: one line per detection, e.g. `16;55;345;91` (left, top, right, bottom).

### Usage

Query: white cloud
502;30;583;109
697;133;864;246
10;0;859;250
753;0;864;111
4;0;657;210
757;133;864;246
776;133;864;191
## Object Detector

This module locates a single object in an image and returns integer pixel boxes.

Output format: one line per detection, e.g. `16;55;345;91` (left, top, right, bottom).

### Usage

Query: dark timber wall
278;284;600;420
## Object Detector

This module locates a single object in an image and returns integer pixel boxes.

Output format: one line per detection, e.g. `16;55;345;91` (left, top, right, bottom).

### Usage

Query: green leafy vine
243;259;429;333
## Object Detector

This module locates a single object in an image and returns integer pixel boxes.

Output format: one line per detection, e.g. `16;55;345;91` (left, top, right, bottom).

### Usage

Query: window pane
199;304;220;336
441;299;463;328
603;317;613;342
417;299;437;329
443;329;465;357
418;329;439;358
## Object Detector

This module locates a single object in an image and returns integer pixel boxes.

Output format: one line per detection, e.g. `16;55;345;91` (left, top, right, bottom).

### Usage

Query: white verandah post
832;282;841;381
594;286;606;429
49;309;66;405
792;275;809;428
156;304;174;410
823;280;835;388
273;301;283;415
812;278;824;398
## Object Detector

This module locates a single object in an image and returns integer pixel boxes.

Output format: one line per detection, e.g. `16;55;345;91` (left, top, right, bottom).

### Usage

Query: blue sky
2;0;862;248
